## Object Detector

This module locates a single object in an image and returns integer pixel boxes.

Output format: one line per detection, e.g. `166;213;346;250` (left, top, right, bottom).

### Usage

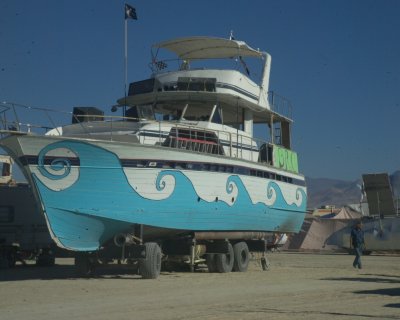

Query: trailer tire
75;254;95;277
232;242;250;272
215;242;234;273
139;242;161;279
206;254;218;273
36;254;55;267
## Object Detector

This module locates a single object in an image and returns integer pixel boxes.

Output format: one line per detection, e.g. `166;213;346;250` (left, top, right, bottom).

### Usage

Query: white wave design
280;183;306;207
240;176;276;206
32;147;79;192
123;168;176;200
31;166;79;192
182;171;238;206
294;188;306;206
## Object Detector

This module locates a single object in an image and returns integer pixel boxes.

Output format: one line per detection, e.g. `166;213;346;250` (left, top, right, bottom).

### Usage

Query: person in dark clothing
350;221;365;269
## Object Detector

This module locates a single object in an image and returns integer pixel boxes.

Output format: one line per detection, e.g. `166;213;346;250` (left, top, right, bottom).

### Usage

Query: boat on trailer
0;36;307;277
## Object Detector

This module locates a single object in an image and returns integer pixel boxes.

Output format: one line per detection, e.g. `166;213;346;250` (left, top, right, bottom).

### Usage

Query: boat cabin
116;37;297;173
38;36;298;174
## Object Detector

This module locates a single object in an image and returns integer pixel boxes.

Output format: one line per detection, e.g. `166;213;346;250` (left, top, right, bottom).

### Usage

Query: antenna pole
124;16;128;116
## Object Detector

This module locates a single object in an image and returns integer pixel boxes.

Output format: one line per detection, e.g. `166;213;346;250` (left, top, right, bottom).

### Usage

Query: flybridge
117;36;294;151
120;36;273;112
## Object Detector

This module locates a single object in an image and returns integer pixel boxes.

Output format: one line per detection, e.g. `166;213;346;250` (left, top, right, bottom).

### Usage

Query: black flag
125;4;137;20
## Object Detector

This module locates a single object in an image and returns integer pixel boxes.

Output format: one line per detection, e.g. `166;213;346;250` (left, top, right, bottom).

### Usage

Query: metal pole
190;239;196;272
124;17;128;117
236;98;239;158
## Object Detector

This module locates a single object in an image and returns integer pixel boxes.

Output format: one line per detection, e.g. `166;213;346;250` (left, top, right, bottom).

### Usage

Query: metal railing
0;101;289;166
268;91;293;120
0;102;141;136
0;102;69;134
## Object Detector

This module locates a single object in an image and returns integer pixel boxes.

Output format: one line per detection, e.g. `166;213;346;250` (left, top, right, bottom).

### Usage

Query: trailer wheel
75;254;95;277
36;249;55;267
232;242;250;272
206;254;218;273
36;254;55;267
139;242;161;279
215;242;234;273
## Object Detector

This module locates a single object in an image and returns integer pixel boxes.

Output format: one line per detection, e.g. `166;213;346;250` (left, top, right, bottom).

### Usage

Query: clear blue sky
1;0;399;180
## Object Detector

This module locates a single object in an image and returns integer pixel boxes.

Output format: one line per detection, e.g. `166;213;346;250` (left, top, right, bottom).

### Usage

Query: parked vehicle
0;36;307;277
0;155;56;268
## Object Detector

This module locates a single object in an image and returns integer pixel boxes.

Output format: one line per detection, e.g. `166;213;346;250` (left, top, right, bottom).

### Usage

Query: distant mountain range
306;170;400;209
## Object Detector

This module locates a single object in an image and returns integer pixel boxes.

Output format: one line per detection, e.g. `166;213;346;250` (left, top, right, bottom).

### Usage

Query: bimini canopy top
153;36;264;60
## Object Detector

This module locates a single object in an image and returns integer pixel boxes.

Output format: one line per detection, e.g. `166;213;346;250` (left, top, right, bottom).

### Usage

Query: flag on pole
154;60;168;70
125;4;137;20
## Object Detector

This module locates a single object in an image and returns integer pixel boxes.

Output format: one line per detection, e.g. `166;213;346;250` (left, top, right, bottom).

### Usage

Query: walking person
350;221;365;269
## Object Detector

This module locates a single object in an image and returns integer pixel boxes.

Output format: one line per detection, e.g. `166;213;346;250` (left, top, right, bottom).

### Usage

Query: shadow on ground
321;275;400;298
229;307;400;319
0;263;187;282
354;288;400;297
385;304;400;308
321;276;400;284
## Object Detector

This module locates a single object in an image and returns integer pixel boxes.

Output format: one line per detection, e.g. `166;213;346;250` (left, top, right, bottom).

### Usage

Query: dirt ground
1;252;399;320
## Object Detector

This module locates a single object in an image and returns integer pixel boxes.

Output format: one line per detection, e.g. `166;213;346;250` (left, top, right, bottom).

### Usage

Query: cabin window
175;163;186;169
218;166;226;173
162;128;224;155
234;167;249;175
163;84;178;91
177;77;216;92
181;104;214;122
125;106;139;120
128;78;155;95
258;143;273;164
125;105;155;121
210;164;218;171
1;163;11;177
211;107;223;124
138;105;155;120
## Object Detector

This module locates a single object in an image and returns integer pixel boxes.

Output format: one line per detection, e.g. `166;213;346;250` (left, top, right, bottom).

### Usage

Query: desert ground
1;252;399;320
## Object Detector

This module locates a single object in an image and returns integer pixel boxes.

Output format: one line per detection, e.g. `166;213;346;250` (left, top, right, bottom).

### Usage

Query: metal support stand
190;238;196;272
261;251;270;271
134;224;143;244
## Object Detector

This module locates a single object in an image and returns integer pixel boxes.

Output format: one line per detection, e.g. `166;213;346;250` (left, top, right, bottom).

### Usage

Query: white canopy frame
152;36;265;60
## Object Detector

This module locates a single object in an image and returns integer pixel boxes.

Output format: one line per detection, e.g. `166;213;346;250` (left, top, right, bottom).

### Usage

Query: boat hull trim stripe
18;155;305;187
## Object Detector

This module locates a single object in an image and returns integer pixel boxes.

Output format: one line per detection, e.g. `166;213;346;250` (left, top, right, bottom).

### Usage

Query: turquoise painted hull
2;137;307;251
